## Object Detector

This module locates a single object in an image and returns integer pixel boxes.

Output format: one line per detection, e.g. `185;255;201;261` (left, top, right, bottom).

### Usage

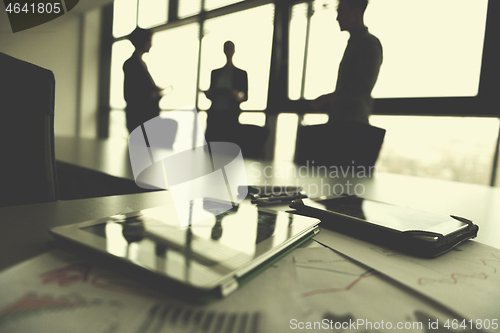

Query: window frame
100;0;500;185
104;0;500;116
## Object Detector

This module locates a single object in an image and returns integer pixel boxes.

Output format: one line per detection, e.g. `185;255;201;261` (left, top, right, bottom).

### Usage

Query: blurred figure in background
311;0;382;124
204;41;268;158
123;27;164;133
204;40;247;142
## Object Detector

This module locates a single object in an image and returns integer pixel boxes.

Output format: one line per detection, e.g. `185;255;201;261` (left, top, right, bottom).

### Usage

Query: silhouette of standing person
204;41;248;142
311;0;382;124
123;27;164;133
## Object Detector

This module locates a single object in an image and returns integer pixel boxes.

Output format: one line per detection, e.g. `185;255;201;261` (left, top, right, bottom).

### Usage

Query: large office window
289;0;347;100
106;0;499;187
113;0;138;38
178;0;201;19
147;24;200;110
198;4;274;111
109;40;135;110
138;0;168;28
289;0;489;99
275;114;299;162
370;116;500;186
288;3;308;100
110;2;273;113
272;114;500;186
204;0;243;12
111;23;199;113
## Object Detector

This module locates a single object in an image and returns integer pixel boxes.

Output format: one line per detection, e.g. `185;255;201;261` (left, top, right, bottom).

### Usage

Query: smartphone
290;196;478;257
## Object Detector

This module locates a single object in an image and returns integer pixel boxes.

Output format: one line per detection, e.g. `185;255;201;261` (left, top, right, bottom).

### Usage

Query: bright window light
367;0;488;98
275;113;299;162
113;0;138;38
302;114;329;126
109;109;128;139
178;0;201;19
370;116;500;185
288;3;308;100
290;0;488;99
145;24;200;110
198;4;274;111
109;40;135;109
239;112;266;127
303;0;346;99
204;0;242;12
138;0;168;29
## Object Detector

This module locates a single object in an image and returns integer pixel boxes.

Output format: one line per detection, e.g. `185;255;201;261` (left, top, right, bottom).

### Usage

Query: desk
56;136;134;180
53;136;500;250
2;172;500;271
55;136;157;199
2;138;499;331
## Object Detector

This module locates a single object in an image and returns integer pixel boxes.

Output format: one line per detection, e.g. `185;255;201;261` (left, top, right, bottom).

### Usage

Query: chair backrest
235;124;269;160
294;121;386;170
0;52;58;206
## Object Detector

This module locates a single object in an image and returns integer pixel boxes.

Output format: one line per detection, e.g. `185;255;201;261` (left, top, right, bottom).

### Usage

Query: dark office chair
234;124;269;159
205;120;269;160
0;52;58;206
294;121;386;170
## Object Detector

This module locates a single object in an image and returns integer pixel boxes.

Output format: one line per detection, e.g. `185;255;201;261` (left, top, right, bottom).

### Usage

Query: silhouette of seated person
204;41;268;157
123;27;164;134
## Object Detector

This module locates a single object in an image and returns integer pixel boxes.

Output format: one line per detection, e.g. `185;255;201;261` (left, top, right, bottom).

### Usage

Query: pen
239;185;304;196
252;193;308;205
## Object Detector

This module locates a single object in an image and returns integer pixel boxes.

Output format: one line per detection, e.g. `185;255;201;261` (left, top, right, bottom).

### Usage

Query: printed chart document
315;230;500;332
0;249;305;332
293;247;475;333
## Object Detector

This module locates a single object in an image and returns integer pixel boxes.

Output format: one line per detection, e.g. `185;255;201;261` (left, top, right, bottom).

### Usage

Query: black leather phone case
290;197;479;258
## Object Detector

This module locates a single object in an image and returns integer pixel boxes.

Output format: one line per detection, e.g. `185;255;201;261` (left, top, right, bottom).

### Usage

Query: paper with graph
293;247;473;332
0;248;304;332
315;230;500;328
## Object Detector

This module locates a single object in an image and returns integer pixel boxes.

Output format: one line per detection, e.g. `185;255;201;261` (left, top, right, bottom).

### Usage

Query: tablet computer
290;196;478;258
49;198;320;302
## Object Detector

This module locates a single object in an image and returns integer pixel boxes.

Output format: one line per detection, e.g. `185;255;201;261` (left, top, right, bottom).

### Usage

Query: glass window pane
275;113;299;162
138;0;168;29
370;116;500;186
198;4;274;111
109;109;129;139
109;40;135;109
302;114;328;126
367;0;488;98
303;0;347;99
144;24;200;110
204;0;241;12
239;112;266;127
288;3;308;100
495;145;500;187
113;0;138;38
300;0;488;100
179;0;201;19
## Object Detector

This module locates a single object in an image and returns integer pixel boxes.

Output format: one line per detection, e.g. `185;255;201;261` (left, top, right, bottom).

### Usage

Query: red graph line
455;256;500;273
301;272;380;298
38;263;162;299
0;294;85;319
90;274;165;299
39;262;92;287
418;272;487;286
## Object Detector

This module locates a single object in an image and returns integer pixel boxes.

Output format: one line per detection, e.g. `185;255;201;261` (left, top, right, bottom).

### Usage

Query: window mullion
300;1;313;99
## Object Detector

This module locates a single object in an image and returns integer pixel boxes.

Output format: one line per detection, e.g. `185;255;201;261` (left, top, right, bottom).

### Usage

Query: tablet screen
79;198;318;288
